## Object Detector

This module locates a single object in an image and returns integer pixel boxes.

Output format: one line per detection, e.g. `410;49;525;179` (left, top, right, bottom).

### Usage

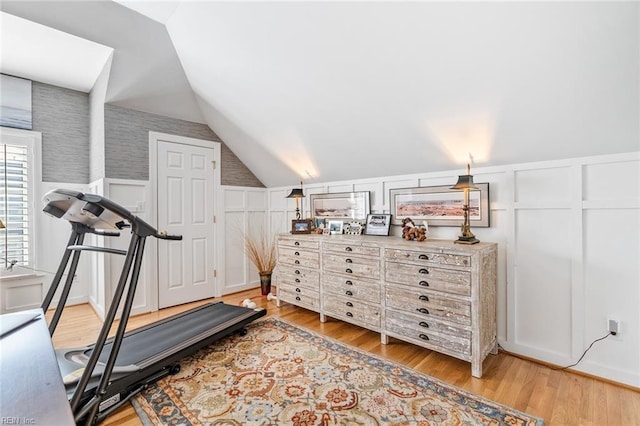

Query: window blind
1;143;30;267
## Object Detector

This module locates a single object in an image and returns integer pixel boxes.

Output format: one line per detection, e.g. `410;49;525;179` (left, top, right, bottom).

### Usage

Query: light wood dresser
275;234;497;378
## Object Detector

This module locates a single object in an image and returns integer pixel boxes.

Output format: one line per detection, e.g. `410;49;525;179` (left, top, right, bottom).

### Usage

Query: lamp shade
450;174;478;191
286;188;305;199
0;219;4;229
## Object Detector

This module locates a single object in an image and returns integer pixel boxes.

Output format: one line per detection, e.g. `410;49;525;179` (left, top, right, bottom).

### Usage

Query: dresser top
278;233;496;254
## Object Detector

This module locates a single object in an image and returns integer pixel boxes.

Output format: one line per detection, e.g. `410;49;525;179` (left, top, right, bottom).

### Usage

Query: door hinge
213;269;217;278
211;160;216;170
213;215;217;224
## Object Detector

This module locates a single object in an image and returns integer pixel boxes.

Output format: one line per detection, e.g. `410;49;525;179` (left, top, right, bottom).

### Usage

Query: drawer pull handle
295;288;301;293
294;251;300;256
295;278;300;283
295;296;301;301
295;260;300;265
419;321;429;328
419;281;429;287
295;241;300;246
419;268;429;274
345;290;353;296
295;270;301;275
345;258;353;263
345;247;353;252
346;302;353;307
416;308;430;315
346;312;353;317
345;268;353;274
419;334;430;341
419;254;429;260
345;280;353;285
419;295;429;301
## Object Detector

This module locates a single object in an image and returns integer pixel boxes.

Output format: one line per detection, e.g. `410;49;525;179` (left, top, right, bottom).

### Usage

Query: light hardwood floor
47;288;640;426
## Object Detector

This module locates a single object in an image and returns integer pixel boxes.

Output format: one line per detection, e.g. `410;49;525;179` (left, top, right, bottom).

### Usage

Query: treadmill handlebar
43;189;183;241
156;231;183;241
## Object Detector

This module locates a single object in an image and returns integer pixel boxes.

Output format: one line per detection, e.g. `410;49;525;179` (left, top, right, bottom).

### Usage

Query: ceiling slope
166;1;639;187
1;1;637;188
1;0;205;124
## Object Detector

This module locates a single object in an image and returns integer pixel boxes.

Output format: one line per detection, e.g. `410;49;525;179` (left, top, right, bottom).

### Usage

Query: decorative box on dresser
274;234;497;378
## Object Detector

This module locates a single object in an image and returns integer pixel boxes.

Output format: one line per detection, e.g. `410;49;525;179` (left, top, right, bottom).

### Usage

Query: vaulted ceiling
1;1;638;187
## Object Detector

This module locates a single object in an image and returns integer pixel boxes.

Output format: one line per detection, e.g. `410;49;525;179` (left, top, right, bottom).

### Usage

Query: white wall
220;186;269;296
267;152;640;387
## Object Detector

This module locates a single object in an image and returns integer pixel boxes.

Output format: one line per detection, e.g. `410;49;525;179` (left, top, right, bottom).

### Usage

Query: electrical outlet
608;318;620;335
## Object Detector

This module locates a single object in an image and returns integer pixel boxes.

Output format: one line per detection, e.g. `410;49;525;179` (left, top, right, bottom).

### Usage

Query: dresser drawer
278;283;318;299
385;308;471;340
323;273;380;303
324;253;380;278
323;295;381;328
385;318;470;356
386;286;471;326
323;242;380;257
278;249;320;269
279;288;320;311
277;267;319;289
384;248;471;268
277;237;320;250
385;261;471;296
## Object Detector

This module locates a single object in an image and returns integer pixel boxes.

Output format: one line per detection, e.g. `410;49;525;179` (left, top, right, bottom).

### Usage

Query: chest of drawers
274;234;496;378
275;235;321;313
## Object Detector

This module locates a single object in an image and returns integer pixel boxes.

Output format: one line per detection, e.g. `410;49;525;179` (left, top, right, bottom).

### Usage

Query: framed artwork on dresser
364;214;391;236
390;183;490;227
310;191;370;222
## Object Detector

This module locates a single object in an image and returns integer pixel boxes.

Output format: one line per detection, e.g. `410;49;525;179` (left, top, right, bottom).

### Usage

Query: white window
0;128;41;269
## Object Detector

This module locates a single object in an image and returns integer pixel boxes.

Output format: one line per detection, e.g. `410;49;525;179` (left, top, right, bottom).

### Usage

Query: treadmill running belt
90;302;252;367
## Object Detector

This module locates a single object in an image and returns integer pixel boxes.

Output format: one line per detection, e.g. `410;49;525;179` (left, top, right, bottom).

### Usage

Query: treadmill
41;189;266;425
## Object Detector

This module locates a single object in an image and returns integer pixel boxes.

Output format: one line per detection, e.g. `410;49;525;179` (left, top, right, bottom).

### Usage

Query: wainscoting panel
267;152;640;387
221;186;269;295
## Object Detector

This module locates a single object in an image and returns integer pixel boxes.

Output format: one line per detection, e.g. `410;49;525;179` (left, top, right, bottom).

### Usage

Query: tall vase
259;272;272;296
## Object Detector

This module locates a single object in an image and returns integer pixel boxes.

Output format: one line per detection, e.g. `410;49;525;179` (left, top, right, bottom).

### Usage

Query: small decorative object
345;221;363;235
286;181;305;220
328;220;344;235
401;217;427;241
291;219;313;234
322;227;331;235
451;164;480;244
314;227;324;234
364;214;391;236
242;225;277;295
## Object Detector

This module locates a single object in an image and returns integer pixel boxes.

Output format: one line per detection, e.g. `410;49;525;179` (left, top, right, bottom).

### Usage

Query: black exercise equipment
41;189;266;425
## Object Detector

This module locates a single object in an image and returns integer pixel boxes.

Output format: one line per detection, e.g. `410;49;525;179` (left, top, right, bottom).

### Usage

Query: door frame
148;131;222;311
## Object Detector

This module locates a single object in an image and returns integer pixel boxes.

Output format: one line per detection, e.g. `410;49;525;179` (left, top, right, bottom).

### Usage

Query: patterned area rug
133;318;543;425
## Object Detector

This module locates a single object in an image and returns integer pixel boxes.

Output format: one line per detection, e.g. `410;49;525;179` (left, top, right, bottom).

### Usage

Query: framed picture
389;183;490;227
291;219;313;234
314;217;326;229
310;191;370;222
364;214;391;236
345;221;363;235
328;220;344;235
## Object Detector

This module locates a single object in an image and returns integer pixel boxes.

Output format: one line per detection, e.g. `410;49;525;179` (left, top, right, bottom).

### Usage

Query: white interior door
157;140;215;308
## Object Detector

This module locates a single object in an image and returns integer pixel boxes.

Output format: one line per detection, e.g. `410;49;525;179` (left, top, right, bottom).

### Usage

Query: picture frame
389;183;490;227
291;219;313;234
344;221;363;235
310;191;370;222
328;220;344;235
364;214;391;236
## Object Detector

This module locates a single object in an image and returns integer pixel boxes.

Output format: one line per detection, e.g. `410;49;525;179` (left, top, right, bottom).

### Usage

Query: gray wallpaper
32;82;90;183
104;105;264;187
